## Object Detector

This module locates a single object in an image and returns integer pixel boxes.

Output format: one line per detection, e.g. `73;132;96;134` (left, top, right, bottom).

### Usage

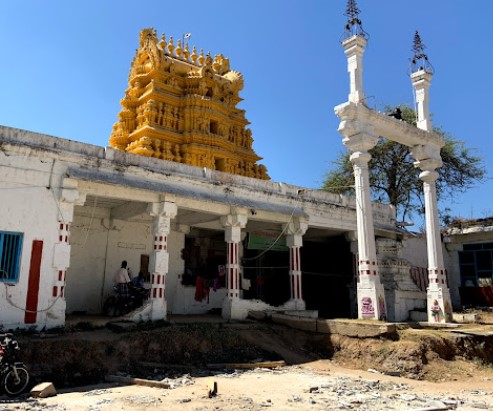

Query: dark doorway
301;236;354;318
242;248;290;306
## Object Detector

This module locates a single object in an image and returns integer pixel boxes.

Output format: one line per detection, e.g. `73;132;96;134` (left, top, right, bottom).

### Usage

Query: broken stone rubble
1;365;493;410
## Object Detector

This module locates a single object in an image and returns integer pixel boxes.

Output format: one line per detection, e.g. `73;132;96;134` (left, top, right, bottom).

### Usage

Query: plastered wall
0;183;59;329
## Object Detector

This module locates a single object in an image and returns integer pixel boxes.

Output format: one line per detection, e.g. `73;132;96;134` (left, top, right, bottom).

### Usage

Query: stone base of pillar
221;297;242;320
125;300;152;323
150;298;167;321
357;284;387;321
284;298;306;311
427;287;452;323
45;299;66;329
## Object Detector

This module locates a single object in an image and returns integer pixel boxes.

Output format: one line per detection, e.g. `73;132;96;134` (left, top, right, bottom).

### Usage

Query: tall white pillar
412;70;452;323
283;219;308;309
413;155;452;323
343;35;367;104
148;201;177;321
344;132;387;320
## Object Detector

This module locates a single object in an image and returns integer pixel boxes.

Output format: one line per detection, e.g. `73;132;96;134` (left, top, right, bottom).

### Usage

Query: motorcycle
102;283;150;317
0;333;30;397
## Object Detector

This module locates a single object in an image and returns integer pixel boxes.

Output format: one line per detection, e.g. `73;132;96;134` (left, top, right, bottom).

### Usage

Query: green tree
322;105;485;223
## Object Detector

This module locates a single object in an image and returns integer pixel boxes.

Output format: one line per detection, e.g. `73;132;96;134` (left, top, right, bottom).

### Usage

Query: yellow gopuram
110;28;269;180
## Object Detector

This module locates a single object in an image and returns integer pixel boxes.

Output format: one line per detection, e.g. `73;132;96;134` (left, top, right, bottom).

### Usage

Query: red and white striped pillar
52;221;69;300
148;201;177;321
220;210;248;300
284;219;308;306
50;179;85;327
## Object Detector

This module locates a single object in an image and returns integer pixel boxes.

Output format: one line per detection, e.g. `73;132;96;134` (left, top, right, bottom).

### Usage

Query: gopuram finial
411;31;434;74
343;0;368;40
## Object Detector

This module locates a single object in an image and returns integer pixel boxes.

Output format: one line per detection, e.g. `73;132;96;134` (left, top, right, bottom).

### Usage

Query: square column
343;35;367;104
148;201;177;321
220;210;248;299
411;70;432;132
44;179;85;327
220;208;247;319
283;219;308;309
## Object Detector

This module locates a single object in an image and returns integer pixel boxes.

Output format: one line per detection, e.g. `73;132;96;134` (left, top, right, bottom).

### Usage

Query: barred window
459;242;493;287
0;232;23;282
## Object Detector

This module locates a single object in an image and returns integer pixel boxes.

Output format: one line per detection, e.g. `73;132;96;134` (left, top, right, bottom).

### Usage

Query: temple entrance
302;236;354;318
181;229;226;289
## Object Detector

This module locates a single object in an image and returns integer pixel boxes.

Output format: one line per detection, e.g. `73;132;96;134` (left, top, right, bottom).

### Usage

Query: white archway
334;27;452;323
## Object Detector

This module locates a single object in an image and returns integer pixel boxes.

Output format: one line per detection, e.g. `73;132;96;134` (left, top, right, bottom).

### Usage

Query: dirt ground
10;361;493;410
2;312;493;410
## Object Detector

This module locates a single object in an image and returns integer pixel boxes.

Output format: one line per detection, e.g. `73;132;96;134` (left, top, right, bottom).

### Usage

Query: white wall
0;161;60;329
103;219;152;303
67;212;155;314
66;207;111;314
400;235;462;308
401;235;428;268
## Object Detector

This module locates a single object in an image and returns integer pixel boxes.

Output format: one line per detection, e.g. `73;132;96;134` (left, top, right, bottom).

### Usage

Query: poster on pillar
427;289;452;323
358;288;387;321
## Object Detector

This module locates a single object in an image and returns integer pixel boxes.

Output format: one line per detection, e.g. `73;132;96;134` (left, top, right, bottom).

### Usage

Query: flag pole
183;33;191;49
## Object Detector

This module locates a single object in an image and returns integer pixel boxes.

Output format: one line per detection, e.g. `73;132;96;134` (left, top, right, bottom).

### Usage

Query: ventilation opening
210;120;218;134
215;158;226;172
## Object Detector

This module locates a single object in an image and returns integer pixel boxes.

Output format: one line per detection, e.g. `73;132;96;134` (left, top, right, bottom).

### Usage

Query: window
0;232;23;282
459;242;493;287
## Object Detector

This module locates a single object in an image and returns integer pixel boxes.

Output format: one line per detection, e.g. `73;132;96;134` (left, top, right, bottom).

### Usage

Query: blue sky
1;1;492;223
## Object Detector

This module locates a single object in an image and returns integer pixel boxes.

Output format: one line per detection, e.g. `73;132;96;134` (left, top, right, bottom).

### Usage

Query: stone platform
252;311;396;338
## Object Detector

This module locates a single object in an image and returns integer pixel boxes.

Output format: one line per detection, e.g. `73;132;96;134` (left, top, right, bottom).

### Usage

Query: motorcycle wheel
3;365;29;396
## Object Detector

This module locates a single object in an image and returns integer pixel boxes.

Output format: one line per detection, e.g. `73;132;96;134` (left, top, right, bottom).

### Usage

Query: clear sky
1;0;492;224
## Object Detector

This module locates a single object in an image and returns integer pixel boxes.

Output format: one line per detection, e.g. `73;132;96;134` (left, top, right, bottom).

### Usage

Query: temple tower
109;28;269;180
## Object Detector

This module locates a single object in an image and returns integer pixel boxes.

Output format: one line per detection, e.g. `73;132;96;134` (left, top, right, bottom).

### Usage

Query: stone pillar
411;70;432;132
344;132;387;320
342;35;367;104
415;157;452;323
50;179;85;325
412;69;452;323
283;219;308;309
220;209;248;299
220;208;247;319
148;201;177;321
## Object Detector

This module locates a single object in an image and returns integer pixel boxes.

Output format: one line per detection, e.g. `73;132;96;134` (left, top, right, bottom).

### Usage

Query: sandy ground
6;360;493;411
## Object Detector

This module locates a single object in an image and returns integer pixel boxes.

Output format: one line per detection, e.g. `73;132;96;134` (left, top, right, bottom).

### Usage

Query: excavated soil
15;316;493;389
